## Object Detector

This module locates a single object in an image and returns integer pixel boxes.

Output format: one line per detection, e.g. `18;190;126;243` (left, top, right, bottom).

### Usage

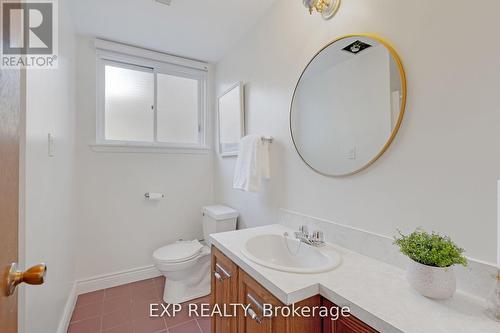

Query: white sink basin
241;234;341;273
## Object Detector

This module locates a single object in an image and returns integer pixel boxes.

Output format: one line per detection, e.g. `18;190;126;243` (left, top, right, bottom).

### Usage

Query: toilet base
163;279;210;304
160;252;211;304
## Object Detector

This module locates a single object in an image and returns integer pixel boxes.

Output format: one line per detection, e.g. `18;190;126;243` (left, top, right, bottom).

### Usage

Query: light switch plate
48;133;55;157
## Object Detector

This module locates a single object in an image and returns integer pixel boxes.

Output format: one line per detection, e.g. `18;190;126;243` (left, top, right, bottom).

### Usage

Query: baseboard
75;265;161;295
56;265;161;332
56;282;77;333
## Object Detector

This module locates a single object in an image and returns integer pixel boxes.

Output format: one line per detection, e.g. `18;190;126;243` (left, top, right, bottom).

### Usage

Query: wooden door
0;55;22;333
322;299;379;333
211;246;239;333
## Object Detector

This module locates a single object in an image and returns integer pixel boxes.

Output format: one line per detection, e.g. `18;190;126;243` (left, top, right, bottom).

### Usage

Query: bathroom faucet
294;225;325;247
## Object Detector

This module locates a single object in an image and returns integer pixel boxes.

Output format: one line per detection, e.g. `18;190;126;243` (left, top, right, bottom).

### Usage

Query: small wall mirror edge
218;82;245;157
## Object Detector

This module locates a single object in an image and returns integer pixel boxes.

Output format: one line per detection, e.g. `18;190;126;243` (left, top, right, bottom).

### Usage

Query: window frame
94;40;210;153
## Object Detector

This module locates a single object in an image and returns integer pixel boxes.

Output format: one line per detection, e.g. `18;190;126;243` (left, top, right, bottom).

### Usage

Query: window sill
89;143;211;154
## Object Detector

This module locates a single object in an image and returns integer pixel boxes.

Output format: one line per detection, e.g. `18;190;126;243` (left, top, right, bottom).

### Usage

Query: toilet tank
202;205;239;246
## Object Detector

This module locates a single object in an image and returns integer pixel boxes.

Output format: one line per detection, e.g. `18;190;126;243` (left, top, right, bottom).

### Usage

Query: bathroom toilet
153;205;238;304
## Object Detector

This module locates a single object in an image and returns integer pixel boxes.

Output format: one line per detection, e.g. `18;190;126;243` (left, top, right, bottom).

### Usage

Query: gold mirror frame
290;33;407;177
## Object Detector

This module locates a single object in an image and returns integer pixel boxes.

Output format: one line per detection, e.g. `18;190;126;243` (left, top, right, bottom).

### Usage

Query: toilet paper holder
144;192;165;200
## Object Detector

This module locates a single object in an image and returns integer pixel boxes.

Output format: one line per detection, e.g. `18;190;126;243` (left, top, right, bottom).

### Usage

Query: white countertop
210;224;500;333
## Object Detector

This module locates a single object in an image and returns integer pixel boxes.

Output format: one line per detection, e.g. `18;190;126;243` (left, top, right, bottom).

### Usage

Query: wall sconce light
303;0;341;20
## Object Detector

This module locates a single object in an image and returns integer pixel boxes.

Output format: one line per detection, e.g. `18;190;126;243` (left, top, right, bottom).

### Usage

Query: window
95;40;209;152
156;73;200;144
104;63;155;142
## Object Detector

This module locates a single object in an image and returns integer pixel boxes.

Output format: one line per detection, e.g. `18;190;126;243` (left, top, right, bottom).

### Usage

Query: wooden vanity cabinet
212;246;321;333
212;246;375;333
211;247;239;333
322;299;379;333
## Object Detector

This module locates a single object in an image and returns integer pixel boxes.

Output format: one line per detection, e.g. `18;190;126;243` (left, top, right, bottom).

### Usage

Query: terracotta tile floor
68;277;211;333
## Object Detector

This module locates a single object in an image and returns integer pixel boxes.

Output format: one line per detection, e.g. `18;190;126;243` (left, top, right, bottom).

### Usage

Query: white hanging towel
233;135;270;192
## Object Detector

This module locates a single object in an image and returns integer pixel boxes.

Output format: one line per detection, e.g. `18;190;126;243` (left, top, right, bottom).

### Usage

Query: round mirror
290;34;407;177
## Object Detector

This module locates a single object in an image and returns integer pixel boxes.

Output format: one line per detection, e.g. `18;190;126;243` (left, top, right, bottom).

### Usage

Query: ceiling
67;0;278;63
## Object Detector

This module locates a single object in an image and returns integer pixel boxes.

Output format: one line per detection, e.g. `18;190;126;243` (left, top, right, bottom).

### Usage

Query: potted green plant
394;229;467;299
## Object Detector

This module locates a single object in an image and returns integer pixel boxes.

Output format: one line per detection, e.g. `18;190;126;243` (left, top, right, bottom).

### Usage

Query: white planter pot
406;259;456;300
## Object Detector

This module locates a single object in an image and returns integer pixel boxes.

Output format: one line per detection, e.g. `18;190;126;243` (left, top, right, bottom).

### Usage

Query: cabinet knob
214;263;231;280
246;307;262;324
246;293;264;324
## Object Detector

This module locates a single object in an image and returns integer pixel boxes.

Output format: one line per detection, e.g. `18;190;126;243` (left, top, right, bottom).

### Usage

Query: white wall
74;36;214;279
22;2;78;332
214;0;500;263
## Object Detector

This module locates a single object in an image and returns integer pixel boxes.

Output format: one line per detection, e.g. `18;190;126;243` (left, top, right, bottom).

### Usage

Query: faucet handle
312;230;324;243
299;225;309;236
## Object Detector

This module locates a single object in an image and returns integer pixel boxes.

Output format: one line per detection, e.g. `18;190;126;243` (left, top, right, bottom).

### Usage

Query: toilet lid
153;240;203;263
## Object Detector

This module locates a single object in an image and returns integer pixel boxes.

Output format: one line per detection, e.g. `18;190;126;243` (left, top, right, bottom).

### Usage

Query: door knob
5;263;47;296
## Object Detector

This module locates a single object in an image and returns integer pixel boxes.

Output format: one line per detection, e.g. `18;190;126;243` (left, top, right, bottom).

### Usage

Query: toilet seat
153;245;210;273
153;240;204;263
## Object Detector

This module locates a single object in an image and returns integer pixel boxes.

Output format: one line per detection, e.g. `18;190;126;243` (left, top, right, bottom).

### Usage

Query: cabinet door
211;246;239;333
288;295;321;333
238;269;287;333
238;269;321;333
322;299;379;333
